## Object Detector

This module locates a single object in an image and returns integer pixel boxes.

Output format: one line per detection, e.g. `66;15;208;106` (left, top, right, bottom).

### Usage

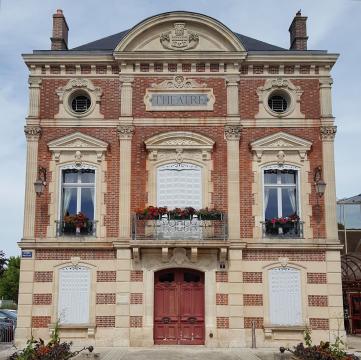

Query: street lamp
34;167;47;196
314;166;326;197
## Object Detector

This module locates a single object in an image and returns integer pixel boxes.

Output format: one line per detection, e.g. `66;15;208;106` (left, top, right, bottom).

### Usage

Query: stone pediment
145;131;215;151
250;132;312;162
115;12;245;53
48;132;108;155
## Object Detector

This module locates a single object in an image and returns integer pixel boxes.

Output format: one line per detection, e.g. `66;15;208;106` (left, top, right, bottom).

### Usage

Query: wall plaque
144;76;215;111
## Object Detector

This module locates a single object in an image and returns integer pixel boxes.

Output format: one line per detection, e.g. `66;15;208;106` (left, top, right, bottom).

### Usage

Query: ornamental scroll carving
151;75;207;89
160;23;199;51
320;126;337;141
117;125;135;140
24;126;42;141
224;125;242;141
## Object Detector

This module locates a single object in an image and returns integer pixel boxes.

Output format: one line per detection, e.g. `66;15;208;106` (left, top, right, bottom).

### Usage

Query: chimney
51;9;69;50
289;10;308;50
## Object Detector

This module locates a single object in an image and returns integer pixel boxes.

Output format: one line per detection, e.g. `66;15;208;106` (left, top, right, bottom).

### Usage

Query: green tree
0;250;7;276
0;256;20;303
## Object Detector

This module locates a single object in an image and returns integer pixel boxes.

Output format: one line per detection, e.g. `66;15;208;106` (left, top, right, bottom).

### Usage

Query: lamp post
34;166;47;196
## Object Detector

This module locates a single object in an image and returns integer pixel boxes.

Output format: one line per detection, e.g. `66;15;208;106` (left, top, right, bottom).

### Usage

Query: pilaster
225;75;240;122
28;77;42;118
319;78;333;119
118;125;135;240
23;126;42;239
320;126;338;241
119;75;134;118
224;125;242;241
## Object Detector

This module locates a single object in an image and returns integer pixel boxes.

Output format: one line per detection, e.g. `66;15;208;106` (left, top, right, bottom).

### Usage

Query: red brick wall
244;317;263;329
216;317;229;329
33;294;52;305
307;273;327;284
32;316;51;328
35;249;116;260
96;293;116;304
97;271;116;282
96;316;115;327
35;127;120;238
239;78;320;119
243;294;263;306
131;126;227;213
310;318;329;330
308;295;328;307
39;79;120;119
243;249;326;261
215;271;228;282
130;270;143;282
240;127;325;238
34;271;53;282
243;272;262;283
130;293;143;304
216;293;228;305
130;316;143;328
133;77;227;118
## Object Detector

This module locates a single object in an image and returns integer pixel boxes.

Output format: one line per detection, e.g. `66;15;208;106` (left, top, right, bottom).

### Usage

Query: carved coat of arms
160;22;199;50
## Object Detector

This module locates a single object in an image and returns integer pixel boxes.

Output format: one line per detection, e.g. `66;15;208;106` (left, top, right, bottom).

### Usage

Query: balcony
132;215;228;243
261;219;304;239
55;220;97;237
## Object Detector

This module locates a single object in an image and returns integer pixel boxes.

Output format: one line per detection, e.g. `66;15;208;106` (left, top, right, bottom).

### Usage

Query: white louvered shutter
269;267;302;325
58;266;90;324
157;163;202;209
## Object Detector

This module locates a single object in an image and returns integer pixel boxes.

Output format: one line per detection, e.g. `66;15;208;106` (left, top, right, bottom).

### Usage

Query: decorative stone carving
160;23;199;51
191;248;198;263
250;131;312;162
24;126;42;141
277;150;286;165
279;257;289;267
170;248;189;265
133;248;140;263
320;126;337;141
55;78;103;119
256;78;304;119
117;125;135;140
161;248;169;263
224;125;242;141
144;76;215;111
74;151;82;167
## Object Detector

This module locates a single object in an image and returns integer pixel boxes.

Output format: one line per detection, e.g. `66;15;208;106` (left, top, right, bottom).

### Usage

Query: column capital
225;75;240;85
319;77;333;88
320;126;337;141
224;125;242;141
119;75;134;84
28;77;42;87
24;126;42;141
117;125;135;140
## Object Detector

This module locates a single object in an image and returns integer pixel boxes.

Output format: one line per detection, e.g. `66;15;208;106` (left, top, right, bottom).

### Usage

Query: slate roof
338;194;361;205
71;30;286;52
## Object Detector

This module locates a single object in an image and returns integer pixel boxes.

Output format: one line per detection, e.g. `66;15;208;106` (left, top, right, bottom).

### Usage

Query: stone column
224;126;242;241
120;76;134;118
28;77;42;118
226;75;240;120
320;126;338;240
23;126;42;239
118;125;135;240
319;78;333;118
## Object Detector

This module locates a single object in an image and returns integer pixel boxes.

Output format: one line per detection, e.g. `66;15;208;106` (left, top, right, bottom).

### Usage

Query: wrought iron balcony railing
132;215;228;241
55;220;97;237
261;220;304;239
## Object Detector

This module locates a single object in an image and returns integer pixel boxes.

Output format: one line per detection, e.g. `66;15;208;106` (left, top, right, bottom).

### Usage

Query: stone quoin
17;10;342;348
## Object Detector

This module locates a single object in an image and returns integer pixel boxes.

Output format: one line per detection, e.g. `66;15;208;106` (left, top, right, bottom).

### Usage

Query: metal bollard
251;320;256;348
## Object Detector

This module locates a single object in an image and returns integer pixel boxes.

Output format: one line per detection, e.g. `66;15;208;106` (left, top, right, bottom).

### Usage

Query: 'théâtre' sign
144;76;215;111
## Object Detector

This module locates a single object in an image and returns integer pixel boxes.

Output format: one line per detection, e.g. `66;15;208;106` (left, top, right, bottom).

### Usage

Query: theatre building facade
17;10;342;347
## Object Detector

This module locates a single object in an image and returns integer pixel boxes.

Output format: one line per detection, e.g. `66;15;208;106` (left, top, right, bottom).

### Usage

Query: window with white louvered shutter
157;163;202;209
269;267;302;325
58;266;90;324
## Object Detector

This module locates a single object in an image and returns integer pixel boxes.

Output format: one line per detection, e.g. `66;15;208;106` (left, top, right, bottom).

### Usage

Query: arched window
58;266;90;324
269;267;302;325
157;163;202;209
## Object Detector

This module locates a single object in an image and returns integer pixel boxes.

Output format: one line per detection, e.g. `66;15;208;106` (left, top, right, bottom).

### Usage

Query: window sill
264;324;306;340
49;323;96;337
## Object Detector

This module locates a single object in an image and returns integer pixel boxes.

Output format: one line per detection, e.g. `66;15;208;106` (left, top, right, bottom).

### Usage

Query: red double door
154;268;205;345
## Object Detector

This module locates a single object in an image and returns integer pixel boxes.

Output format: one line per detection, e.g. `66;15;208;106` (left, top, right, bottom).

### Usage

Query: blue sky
0;0;360;256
